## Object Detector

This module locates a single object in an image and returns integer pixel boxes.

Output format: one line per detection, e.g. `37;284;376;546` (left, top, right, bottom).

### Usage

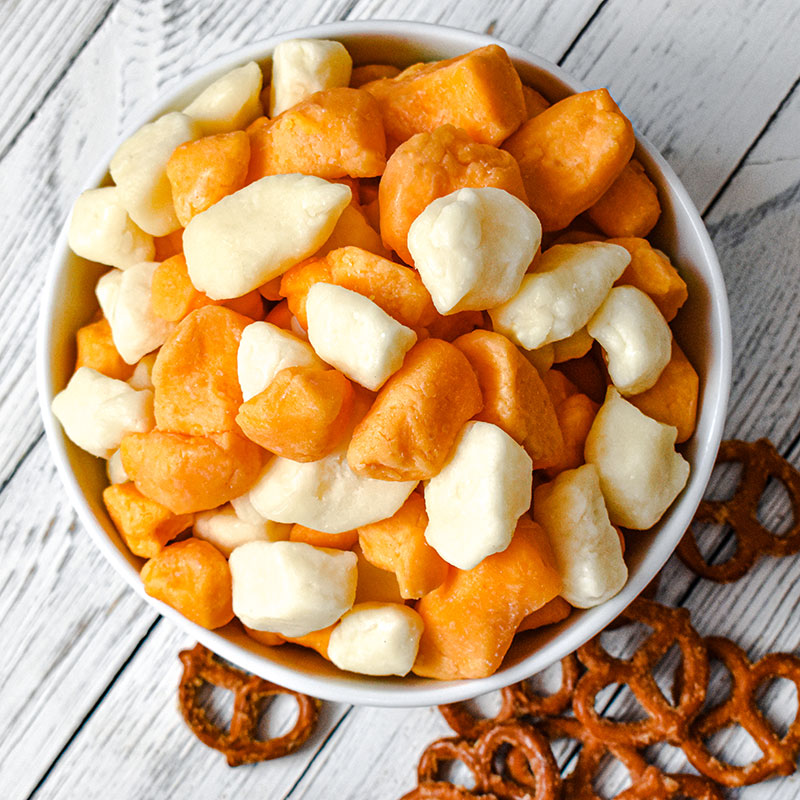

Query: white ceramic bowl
37;20;731;707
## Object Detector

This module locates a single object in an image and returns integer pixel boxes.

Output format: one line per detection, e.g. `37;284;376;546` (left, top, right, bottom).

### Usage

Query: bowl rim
36;18;732;707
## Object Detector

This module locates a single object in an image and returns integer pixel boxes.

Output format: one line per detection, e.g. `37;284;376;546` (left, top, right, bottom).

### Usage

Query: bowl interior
37;20;731;707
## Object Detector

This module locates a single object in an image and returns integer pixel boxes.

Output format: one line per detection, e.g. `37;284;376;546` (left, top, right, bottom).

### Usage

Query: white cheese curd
248;446;417;533
585;388;690;529
237;321;324;401
127;353;157;391
305;283;417;391
184;174;351;300
587;285;672;395
68;187;155;269
106;449;130;484
424;421;533;570
327;603;424;676
96;262;175;364
533;464;627;608
407;187;541;314
109;111;200;236
229;540;357;637
183;61;264;135
194;505;290;557
488;242;630;350
51;367;154;459
269;39;352;116
230;491;270;526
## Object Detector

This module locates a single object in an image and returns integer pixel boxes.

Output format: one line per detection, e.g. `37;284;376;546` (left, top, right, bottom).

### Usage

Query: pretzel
682;636;800;786
415;722;561;800
399;785;496;800
438;654;581;739
615;769;724;799
678;438;800;582
533;716;649;800
473;721;562;800
178;643;321;766
522;718;721;800
572;598;708;748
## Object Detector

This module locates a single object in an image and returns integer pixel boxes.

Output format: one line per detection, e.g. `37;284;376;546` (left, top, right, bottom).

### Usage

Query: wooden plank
345;0;604;61
560;0;800;211
0;438;158;798
29;619;351;800
0;0;114;157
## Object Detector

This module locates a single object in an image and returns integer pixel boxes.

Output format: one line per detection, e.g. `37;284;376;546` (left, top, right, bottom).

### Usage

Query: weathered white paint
2;0;800;798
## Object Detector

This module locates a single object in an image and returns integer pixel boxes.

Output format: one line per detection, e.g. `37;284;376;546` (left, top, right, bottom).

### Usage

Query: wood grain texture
561;0;800;211
30;620;351;800
345;0;604;61
2;0;800;798
0;439;157;798
0;0;116;158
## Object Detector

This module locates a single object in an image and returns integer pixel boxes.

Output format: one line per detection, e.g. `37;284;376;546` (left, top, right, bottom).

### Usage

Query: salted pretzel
178;643;321;766
678;438;800;582
572;598;708;748
438;654;581;739
682;636;800;786
414;722;561;800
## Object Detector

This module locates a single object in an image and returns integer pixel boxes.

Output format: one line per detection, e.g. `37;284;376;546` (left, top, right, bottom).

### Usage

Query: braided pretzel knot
678;439;800;582
572;598;709;748
178;643;321;766
414;723;561;800
438;654;581;739
682;636;800;786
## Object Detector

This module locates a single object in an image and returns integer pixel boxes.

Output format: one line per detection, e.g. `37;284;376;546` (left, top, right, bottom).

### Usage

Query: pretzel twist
178;643;321;766
573;598;708;748
682;636;800;786
678;439;800;582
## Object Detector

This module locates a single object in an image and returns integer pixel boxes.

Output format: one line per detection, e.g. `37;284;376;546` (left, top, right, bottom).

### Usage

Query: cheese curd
96;262;175;364
194;505;291;557
587;285;672;395
585;388;690;529
229;540;357;637
533;464;627;608
488;242;630;349
424;421;533;570
327;603;424;676
230;490;270;526
109;111;201;236
237;321;324;401
127;353;157;391
269;39;353;116
68;187;155;269
306;283;417;391
52;367;154;459
248;447;418;533
184;174;351;300
183;61;263;135
407;187;541;314
106;449;129;484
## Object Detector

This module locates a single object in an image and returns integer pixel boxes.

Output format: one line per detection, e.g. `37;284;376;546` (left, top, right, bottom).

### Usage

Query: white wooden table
2;0;800;797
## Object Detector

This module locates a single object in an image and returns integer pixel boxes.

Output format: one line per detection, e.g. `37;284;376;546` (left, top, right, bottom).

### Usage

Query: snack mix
55;38;700;681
